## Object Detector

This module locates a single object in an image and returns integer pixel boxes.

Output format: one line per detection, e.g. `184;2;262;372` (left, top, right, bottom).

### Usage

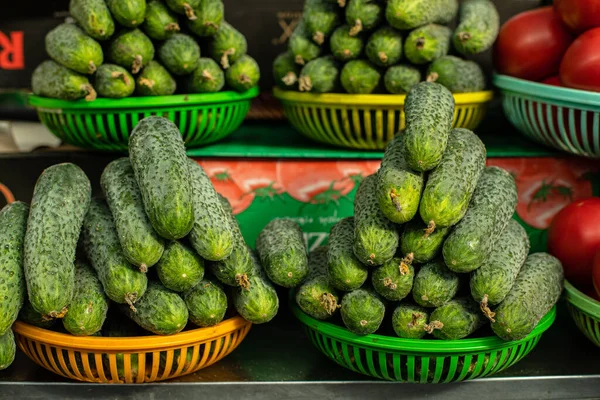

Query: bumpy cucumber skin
166;0;201;16
0;330;16;371
492;253;564;341
273;52;302;90
136;61;177;96
0;202;28;335
400;219;451;264
327;217;368;291
158;34;200;76
353;174;399;266
443;167;518;273
427;56;485;93
233;275;279;324
209;22;248;69
341;288;385;335
392;303;429;339
107;0;146;28
256;219;309;288
345;0;383;35
45;24;104;75
402;82;455;172
404;24;452;65
366;26;403;68
24;163;91;319
289;21;322;66
129;117;194;240
330;25;364;62
108;29;155;74
186;0;224;37
386;0;458;30
32;60;95;101
184;279;227;327
188;160;234;261
70;0;115;40
384;64;421;94
341;60;381;94
101;157;164;270
125;281;188;335
419;128;486;228
304;0;342;45
413;260;460;308
143;0;181;40
82;199;148;305
471;219;530;305
95;64;135;98
429;298;487;340
296;246;340;320
372;258;414;301
18;300;56;329
299;56;340;93
376;135;424;224
62;262;109;336
187;58;225;93
453;0;500;56
225;55;261;92
157;241;205;293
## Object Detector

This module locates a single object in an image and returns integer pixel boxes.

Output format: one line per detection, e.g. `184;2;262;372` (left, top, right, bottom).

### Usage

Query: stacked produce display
31;0;260;101
273;0;498;94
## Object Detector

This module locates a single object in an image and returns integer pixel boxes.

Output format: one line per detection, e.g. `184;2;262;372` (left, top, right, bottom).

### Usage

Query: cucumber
289;20;322;66
186;58;225;93
108;29;155;74
443;167;518;273
158;34;200;76
124;281;188;335
426;298;487;340
225;55;260;92
69;0;115;40
340;288;385;335
273;51;302;90
353;174;399;266
376;134;424;224
420;128;486;230
365;26;403;68
453;0;500;56
107;0;146;28
32;60;96;101
143;0;181;40
102;313;141;379
400;219;451;264
296;246;340;320
129;117;194;240
101;158;164;271
256;219;309;288
330;25;364;62
184;279;227;327
304;0;342;45
166;0;201;19
298;56;340;93
209;22;247;69
82;199;148;307
340;59;381;94
491;253;564;341
404;24;452;65
94;64;135;98
386;0;459;30
426;56;485;93
233;258;279;324
372;256;415;301
186;0;224;37
392;303;429;339
0;202;28;335
384;64;421;94
345;0;383;36
0;330;16;371
136;61;177;96
157;241;205;293
327;218;368;291
45;23;104;75
24;163;91;319
19;300;56;329
62;262;109;336
471;220;530;309
412;260;460;308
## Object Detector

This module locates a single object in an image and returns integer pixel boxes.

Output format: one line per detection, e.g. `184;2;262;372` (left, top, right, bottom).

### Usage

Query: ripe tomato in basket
560;27;600;92
555;0;600;33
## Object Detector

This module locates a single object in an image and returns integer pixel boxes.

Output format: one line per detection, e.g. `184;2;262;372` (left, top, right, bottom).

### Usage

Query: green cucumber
233;258;279;324
296;246;340;320
101;157;165;271
400;219;451;264
136;61;177;96
372;257;415;301
102;313;141;379
45;23;104;75
386;0;459;30
186;58;225;93
298;56;340;93
412;260;460;308
273;52;302;90
330;25;364;62
32;60;97;101
345;0;383;36
327;217;368;291
443;167;518;273
376;134;424;224
184;279;227;327
0;330;16;371
158;34;200;76
94;64;135;98
392;303;429;339
384;64;421;94
186;0;224;37
70;0;115;40
426;56;486;93
82;199;148;307
108;29;155;74
453;0;500;56
289;20;322;65
62;262;109;336
353;174;399;266
491;253;564;341
129;117;194;240
19;300;56;329
142;0;181;40
157;241;205;293
340;59;381;94
404;24;452;65
426;298;487;340
303;0;343;45
340;288;385;335
24;163;91;319
225;55;260;92
209;22;247;69
365;26;403;68
166;0;201;19
107;0;146;28
420;128;486;230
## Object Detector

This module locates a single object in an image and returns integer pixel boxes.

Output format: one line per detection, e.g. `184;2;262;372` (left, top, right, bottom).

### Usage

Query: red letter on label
0;31;24;70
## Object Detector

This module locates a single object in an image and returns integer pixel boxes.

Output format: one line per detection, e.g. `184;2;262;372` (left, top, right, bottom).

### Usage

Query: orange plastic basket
12;316;251;383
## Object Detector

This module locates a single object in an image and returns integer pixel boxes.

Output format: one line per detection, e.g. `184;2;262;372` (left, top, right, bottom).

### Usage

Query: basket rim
272;87;494;106
28;87;260;110
564;280;600;319
12;315;251;351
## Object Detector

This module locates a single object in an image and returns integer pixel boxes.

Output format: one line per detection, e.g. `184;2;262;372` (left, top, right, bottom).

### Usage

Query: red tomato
555;0;600;33
494;7;574;81
541;76;562;87
548;198;600;288
560;28;600;92
594;252;600;299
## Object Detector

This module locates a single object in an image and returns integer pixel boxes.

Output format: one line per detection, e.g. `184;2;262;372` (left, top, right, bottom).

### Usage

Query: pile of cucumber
295;81;565;342
31;0;260;102
273;0;497;94
0;116;279;373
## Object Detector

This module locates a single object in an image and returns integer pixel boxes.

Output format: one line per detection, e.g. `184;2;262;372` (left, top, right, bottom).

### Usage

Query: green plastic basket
291;297;556;383
563;280;600;347
28;88;259;151
494;74;600;158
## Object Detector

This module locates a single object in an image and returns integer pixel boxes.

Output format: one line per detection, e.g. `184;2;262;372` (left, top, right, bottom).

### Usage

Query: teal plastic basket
28;88;259;151
563;280;600;347
494;74;600;158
